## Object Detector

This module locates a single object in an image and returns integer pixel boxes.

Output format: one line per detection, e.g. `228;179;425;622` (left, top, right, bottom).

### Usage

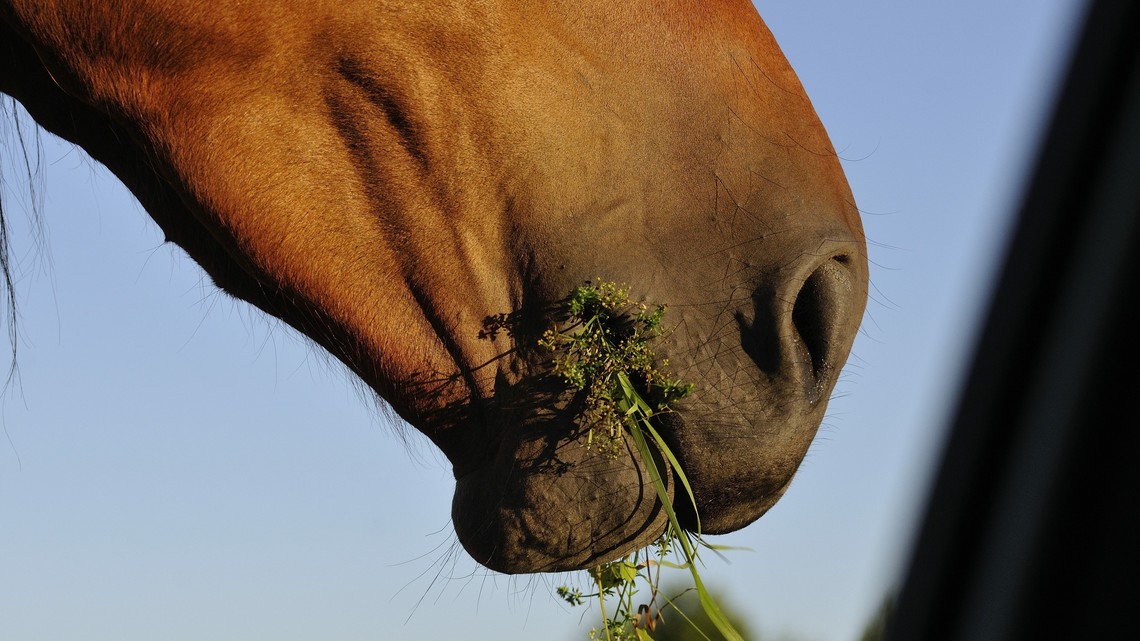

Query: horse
0;0;868;574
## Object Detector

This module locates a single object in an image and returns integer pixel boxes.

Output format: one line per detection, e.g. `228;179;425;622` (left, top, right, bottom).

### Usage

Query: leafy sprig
546;281;743;641
539;281;691;458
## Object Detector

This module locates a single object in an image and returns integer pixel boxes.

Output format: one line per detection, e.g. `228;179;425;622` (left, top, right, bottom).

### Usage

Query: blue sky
0;1;1085;640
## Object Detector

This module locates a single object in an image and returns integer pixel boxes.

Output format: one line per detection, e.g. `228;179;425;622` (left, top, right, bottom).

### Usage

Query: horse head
1;0;867;573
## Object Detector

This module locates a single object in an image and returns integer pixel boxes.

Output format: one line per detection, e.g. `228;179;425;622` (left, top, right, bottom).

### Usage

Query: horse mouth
446;394;805;574
448;402;676;574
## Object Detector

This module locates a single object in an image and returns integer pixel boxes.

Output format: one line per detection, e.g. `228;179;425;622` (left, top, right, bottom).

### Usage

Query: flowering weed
545;281;743;641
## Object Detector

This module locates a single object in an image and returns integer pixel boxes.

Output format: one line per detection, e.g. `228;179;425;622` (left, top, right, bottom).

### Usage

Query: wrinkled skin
1;0;867;573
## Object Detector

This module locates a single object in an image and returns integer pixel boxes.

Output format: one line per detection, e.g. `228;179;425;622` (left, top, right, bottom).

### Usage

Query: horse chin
449;410;672;574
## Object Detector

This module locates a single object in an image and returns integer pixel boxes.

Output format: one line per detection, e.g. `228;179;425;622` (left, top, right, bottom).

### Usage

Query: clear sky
0;1;1085;640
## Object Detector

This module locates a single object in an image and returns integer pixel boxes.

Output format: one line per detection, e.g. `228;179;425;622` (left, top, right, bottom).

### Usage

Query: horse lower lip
450;414;674;573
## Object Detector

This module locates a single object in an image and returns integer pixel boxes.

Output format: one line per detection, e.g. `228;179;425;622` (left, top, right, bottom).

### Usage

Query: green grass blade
627;420;679;530
628;418;744;641
658;592;714;641
670;532;744;641
639;417;700;534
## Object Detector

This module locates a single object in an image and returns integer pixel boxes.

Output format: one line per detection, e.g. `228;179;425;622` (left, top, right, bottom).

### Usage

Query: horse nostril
792;257;851;398
737;254;855;399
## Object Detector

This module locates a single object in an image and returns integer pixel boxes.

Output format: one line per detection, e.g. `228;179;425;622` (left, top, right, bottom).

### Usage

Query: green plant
544;281;744;641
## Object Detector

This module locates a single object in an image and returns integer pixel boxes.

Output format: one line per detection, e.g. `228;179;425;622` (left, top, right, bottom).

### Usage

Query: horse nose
738;251;859;403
